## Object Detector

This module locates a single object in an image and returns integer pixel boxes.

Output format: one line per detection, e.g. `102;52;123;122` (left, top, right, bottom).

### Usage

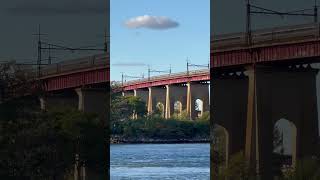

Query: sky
110;0;210;82
212;0;318;34
0;0;108;64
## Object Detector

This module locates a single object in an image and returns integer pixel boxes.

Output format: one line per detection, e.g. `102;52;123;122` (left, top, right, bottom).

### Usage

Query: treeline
112;116;209;141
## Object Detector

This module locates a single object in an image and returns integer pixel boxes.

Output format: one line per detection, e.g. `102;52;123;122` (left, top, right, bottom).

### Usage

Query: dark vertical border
210;0;214;179
105;0;110;179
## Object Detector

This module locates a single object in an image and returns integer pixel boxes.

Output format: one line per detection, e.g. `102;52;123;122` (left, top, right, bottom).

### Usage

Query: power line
246;0;318;46
32;25;47;78
186;58;209;76
32;25;108;78
148;65;171;80
121;72;144;86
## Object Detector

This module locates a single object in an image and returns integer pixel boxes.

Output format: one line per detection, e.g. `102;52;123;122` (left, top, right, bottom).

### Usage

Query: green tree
111;94;146;122
127;96;147;117
46;107;107;179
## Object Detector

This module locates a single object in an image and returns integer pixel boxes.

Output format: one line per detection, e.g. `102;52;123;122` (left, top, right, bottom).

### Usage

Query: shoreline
110;137;210;144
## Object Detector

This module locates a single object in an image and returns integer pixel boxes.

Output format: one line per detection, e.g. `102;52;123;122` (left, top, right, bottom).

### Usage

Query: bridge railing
39;54;109;77
123;69;209;85
212;23;319;50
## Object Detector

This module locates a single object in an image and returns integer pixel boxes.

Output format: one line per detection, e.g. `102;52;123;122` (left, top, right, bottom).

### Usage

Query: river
110;143;210;180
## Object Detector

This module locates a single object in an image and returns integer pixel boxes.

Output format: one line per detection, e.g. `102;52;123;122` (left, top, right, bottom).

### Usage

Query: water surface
110;143;210;180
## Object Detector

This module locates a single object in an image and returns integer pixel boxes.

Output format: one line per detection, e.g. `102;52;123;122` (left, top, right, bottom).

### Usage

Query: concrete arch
213;124;229;167
195;99;204;118
273;118;297;168
174;101;183;116
190;83;210;120
156;102;165;118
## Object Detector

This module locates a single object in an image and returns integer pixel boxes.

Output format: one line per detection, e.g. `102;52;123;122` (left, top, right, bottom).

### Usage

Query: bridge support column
165;85;171;119
134;89;148;102
190;82;210;119
148;87;153;115
211;69;248;179
122;90;134;97
167;84;188;118
132;89;138;119
75;88;107;115
244;65;319;180
244;66;259;177
133;89;137;97
39;96;46;110
186;82;192;119
38;91;79;110
76;89;84;111
132;88;148;118
150;86;166;118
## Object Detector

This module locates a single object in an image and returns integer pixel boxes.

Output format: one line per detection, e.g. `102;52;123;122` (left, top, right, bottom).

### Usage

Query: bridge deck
38;54;109;91
212;23;320;51
40;54;109;78
122;69;209;91
211;23;320;68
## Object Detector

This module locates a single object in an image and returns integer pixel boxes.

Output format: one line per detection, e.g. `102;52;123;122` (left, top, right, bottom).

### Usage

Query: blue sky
111;0;210;81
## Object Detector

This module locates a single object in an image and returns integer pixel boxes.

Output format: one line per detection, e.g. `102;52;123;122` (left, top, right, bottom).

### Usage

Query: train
212;23;320;50
40;53;108;77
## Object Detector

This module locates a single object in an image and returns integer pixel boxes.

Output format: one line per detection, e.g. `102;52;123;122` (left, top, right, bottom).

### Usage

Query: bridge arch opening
273;118;297;170
213;124;229;168
155;102;165;118
195;99;204;117
174;101;183;116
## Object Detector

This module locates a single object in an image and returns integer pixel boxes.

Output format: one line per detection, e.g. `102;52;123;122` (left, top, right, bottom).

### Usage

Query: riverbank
110;136;210;144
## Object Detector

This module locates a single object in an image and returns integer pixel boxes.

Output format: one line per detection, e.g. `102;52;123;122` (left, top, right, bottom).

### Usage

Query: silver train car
40;54;108;77
212;23;320;50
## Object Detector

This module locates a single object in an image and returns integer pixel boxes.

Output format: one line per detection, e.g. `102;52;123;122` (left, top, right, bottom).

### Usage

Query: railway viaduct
121;70;210;120
211;23;320;179
37;53;110;115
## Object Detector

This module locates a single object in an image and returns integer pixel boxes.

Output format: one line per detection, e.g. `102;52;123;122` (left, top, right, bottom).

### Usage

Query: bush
112;116;210;140
282;157;320;180
0;105;106;179
218;151;253;180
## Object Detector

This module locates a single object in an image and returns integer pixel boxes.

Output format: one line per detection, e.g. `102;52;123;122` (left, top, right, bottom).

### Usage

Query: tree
0;62;35;102
127;96;147;117
111;94;146;122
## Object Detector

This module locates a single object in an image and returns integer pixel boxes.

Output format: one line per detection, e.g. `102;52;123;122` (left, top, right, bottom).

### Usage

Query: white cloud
124;15;179;30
